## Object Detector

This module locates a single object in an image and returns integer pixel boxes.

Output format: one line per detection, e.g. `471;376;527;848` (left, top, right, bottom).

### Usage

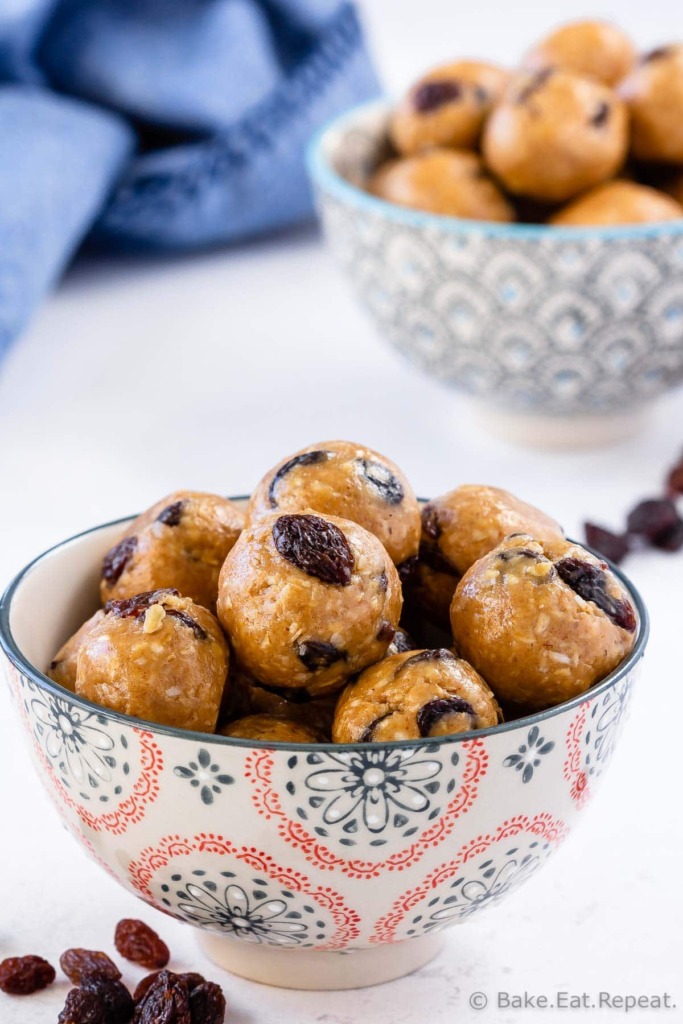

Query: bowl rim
0;508;649;753
306;98;683;242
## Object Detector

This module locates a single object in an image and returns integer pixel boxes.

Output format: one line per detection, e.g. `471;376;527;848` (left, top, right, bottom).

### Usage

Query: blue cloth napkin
0;1;379;360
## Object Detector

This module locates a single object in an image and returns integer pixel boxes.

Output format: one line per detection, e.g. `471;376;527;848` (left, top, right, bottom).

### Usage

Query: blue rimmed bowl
0;507;649;989
308;100;683;447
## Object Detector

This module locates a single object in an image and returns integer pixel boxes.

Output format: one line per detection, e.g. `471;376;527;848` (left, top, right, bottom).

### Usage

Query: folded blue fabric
0;87;133;361
0;0;379;357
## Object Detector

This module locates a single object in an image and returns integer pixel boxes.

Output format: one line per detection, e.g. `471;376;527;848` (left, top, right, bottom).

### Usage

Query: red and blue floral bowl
0;509;649;989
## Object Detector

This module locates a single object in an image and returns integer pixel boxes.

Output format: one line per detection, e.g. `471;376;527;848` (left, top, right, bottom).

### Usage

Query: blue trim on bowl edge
306;99;683;242
0;509;650;753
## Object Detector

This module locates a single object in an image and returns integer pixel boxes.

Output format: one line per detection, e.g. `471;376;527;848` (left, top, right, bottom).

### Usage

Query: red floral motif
371;813;568;944
563;702;591;808
129;833;360;950
245;740;488;880
30;720;163;836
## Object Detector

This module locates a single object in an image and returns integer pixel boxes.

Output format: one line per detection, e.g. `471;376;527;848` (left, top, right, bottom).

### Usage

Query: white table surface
1;2;682;1021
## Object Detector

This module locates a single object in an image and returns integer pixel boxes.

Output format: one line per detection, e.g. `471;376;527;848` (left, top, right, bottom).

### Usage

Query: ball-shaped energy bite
100;491;245;612
407;485;564;628
248;440;420;567
482;69;628;201
220;714;322;743
549;180;683;225
217;511;402;697
369;150;515;221
620;45;683;163
450;534;637;710
47;610;105;691
226;663;338;739
76;589;229;732
389;60;508;155
524;20;635;87
332;648;501;743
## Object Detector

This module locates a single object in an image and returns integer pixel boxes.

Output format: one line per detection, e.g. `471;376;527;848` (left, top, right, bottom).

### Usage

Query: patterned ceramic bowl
308;101;683;447
0;508;648;990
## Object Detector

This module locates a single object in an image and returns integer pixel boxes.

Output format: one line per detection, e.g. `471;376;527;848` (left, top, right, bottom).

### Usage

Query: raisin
357;459;404;505
296;640;346;670
421;504;441;540
590;101;610;127
397;555;418;585
272;514;354;585
268;450;329;507
394;649;456;676
584;523;630;564
60;949;121;985
0;955;55;995
102;536;138;584
58;988;105;1024
376;620;396;643
165;608;208;641
115;919;170;970
653;518;683;552
82;977;134;1024
643;45;672;62
498;548;543;562
556;557;637;632
376;570;388;592
667;452;683;495
133;970;190;1024
413;79;462;112
157;501;184;527
391;627;415;653
360;712;393;742
189;982;226;1024
626;498;680;542
417;697;475;737
105;589;179;619
134;972;204;1004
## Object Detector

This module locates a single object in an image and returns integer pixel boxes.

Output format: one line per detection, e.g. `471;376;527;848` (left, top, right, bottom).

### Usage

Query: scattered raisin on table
115;919;170;970
626;499;680;542
0;954;55;995
133;970;191;1024
189;981;226;1024
82;976;134;1024
667;452;683;496
135;972;205;1004
584;523;630;564
60;948;122;985
58;987;106;1024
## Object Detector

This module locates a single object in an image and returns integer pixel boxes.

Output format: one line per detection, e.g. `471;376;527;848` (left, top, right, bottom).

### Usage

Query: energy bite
482;69;628;201
220;714;322;743
450;534;637;710
550;180;683;225
100;490;245;612
47;609;105;691
226;663;338;738
389;60;508;155
369;149;515;221
217;511;402;696
332;648;501;743
248;440;420;567
407;486;563;627
524;20;635;87
620;45;683;163
77;589;229;732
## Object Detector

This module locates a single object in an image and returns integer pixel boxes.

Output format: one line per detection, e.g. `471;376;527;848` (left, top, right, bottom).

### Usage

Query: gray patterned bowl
308;101;683;447
0;509;648;990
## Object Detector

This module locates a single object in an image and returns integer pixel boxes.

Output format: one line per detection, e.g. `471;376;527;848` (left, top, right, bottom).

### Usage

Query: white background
1;2;682;1021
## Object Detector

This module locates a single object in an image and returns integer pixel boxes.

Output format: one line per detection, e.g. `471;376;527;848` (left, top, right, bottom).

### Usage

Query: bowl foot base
472;404;651;450
197;932;444;990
